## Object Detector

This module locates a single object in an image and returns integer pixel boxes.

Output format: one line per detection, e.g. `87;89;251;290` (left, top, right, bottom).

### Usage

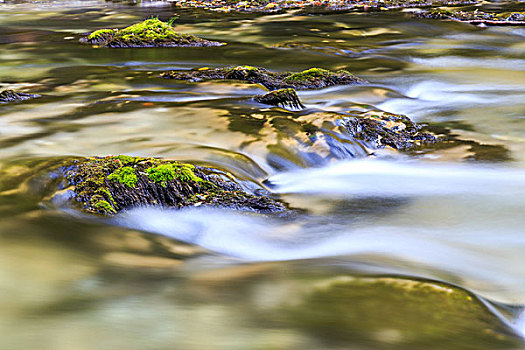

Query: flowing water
1;1;525;349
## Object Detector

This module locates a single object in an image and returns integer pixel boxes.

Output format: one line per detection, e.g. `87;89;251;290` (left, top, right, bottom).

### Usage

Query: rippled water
1;1;525;349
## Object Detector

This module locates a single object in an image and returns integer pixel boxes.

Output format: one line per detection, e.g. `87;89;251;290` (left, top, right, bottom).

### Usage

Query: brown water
1;1;525;349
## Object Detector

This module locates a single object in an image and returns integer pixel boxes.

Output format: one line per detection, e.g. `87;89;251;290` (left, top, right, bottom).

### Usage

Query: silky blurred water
1;1;525;349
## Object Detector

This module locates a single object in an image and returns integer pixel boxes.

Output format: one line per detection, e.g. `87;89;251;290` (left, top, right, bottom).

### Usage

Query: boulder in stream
55;156;286;215
161;66;365;90
288;276;521;349
80;18;225;48
343;111;439;150
254;88;305;109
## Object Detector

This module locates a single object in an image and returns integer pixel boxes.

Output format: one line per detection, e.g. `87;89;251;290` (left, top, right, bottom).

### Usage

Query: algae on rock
59;156;286;215
80;18;225;48
161;65;365;90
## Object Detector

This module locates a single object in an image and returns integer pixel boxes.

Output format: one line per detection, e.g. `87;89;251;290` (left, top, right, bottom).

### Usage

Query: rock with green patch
254;88;305;109
287;276;521;349
80;18;225;48
0;89;40;103
161;66;365;90
58;155;286;215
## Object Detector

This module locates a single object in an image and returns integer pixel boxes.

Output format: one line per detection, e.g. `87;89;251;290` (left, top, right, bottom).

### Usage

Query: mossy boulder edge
161;66;365;90
80;18;225;48
57;156;286;215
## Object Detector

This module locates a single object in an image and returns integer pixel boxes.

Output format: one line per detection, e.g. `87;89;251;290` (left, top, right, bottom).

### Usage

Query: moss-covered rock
287;276;521;349
254;88;305;109
161;66;365;90
58;155;286;215
0;89;40;103
80;18;225;48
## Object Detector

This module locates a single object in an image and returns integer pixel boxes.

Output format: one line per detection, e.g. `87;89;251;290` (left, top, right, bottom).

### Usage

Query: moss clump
91;195;117;215
284;68;332;82
59;155;286;215
87;28;114;41
81;18;225;48
146;163;202;187
161;66;365;90
107;166;138;188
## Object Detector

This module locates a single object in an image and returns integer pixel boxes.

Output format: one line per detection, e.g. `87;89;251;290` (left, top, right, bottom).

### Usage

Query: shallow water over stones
1;1;525;349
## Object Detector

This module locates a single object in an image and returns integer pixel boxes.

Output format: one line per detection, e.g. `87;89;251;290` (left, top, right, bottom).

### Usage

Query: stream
1;1;525;349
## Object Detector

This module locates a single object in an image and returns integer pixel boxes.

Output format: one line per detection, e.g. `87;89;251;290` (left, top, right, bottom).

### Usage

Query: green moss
285;68;331;82
107;166;138;188
232;65;258;71
94;187;117;207
112;155;141;164
147;163;202;187
90;195;117;214
87;28;114;40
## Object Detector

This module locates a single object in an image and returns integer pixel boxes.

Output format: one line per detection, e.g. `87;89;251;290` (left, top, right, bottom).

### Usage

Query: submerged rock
161;66;365;90
254;88;305;109
0;89;40;103
288;276;521;349
56;155;286;215
80;18;225;48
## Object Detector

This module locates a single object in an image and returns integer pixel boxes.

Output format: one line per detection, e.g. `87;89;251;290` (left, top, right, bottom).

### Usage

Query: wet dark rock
80;18;225;48
56;155;286;215
343;111;439;150
254;88;305;109
0;89;40;103
415;9;525;25
161;66;365;90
